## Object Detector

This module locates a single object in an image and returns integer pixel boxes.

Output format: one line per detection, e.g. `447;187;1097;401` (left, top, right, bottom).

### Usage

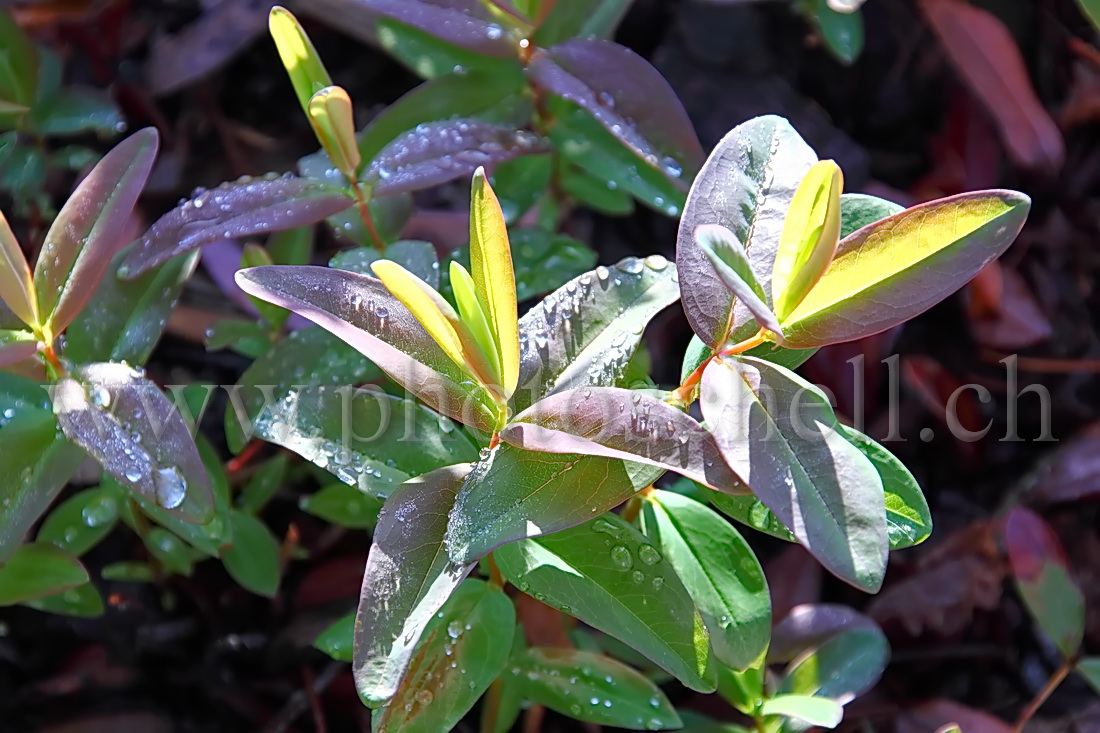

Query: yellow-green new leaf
450;260;502;388
772;160;843;321
371;260;467;370
469;168;520;396
269;6;333;115
0;211;37;328
308;86;361;176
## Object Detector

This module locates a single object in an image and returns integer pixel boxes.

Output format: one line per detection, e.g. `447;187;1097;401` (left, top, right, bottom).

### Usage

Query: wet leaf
494;512;716;692
761;694;843;728
144;526;195;576
491;154;553;224
36;487;118;556
676;116;817;348
559;163;634;215
222;510;281;597
354;464;475;707
35;128;159;331
0;542;87;604
701;357;887;591
331;240;439;286
510;647;681;728
501;387;747;495
640;490;770;671
780;190;1031;348
777;626;890;703
53;362;214;523
695;224;782;336
354;0;518;59
0;210;38;327
300;482;383;529
365;119;544;197
374;579;514;732
122;175;353;278
235;265;501;431
23;581;104;617
1004;507;1085;658
205;319;270;358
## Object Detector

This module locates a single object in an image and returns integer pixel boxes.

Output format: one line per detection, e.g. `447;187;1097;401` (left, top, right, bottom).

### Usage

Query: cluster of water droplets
592;519;665;595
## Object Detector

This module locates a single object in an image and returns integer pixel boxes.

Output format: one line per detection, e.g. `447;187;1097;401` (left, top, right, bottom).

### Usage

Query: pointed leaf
374;579;514;732
450;260;502;382
235;265;501;431
269;6;333;114
760;695;843;728
513;255;680;413
23;581;104;617
777;627;889;702
810;0;864;64
0;543;87;605
53;362;214;523
35;129;159;331
495;513;716;692
0;210;37;327
839;193;903;238
769;603;879;664
308;86;361;174
445;442;662;564
221;509;282;597
36;487;118;556
354;464;475;707
640;490;770;671
700;356;887;591
696;224;783;336
780;190;1031;348
677;116;817;348
501;386;747;495
121;175;353;278
680;334;816;383
365;119;544;197
511;648;681;729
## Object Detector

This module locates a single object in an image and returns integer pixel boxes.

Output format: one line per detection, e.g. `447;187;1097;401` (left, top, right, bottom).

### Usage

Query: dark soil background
2;0;1100;731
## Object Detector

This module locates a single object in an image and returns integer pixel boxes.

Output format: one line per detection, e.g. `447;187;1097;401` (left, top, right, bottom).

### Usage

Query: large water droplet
154;466;187;509
610;545;632;569
638;544;662;566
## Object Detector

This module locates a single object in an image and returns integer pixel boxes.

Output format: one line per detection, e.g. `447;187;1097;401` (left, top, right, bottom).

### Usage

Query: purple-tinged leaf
700;356;887;591
347;0;517;57
0;210;37;328
355;463;474;707
235;266;500;432
695;224;783;337
121;174;353;279
512;255;680;414
0;335;37;367
676;116;817;348
52;362;214;524
445;442;662;565
34;128;159;332
529;39;703;183
769;603;880;664
364;119;544;197
501;387;748;495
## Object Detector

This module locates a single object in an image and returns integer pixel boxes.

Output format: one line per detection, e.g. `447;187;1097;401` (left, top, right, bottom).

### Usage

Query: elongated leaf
36;487;118;556
144;526;194;576
529;39;702;183
221;510;281;597
300;482;382;529
235;266;501;431
511;647;681;729
365;119;544;197
269;6;333;114
533;0;633;45
0;10;37;111
24;581;104;617
761;695;843;728
778;627;889;702
680;335;816;384
35;129;158;331
53;362;214;523
502;387;747;495
1004;507;1085;659
238;454;287;514
701;356;887;591
696;224;783;336
495;513;715;692
355;464;475;707
0;336;36;367
492;154;553;224
29;86;122;136
469;168;520;396
0;542;87;604
838;194;903;238
121;175;353;278
308;86;360;174
451;260;502;382
66;246;198;365
0;210;37;327
677;116;817;348
640;490;770;670
445;441;662;564
374;579;514;732
353;0;518;58
781;190;1031;348
512;255;680;413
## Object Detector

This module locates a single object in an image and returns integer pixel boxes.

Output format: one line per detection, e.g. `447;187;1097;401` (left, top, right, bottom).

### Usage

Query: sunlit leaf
221;509;281;597
355;464;475;707
780;190;1031;348
494;512;716;692
122;174;353;278
53;362;214;523
36;486;118;556
352;0;518;59
308;86;361;175
35;128;159;331
701;356;887;591
696;224;782;337
0;210;38;327
0;542;87;605
760;694;843;728
269;6;333;114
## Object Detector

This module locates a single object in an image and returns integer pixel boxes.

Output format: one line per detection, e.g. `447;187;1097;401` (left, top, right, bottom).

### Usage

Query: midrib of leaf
660;502;730;612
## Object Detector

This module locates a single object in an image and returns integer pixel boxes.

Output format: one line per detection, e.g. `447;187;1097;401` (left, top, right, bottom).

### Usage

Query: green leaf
0;542;87;604
761;694;843;728
36;487;118;556
300;482;382;529
708;491;796;543
810;0;864;64
838;193;903;238
780;190;1031;348
374;580;515;732
680;335;816;383
269;6;333;115
677;115;817;349
238;454;287;514
315;613;354;662
534;0;633;45
267;224;313;266
1078;657;1100;696
34;128;159;332
101;561;155;582
241;244;289;331
510;647;681;728
491;154;553;225
29;86;122;136
0;210;38;328
0;10;38;111
23;581;104;617
494;513;716;692
777;627;890;703
696;223;783;336
354;464;475;707
205;319;270;358
331;240;439;287
66;246;198;365
143;526;195;576
701;357;887;591
374;17;509;79
716;664;765;715
559;162;635;215
445;441;662;565
221;510;281;597
640;490;770;671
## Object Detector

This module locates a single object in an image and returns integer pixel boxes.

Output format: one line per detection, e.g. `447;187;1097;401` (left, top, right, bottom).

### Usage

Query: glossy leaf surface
36;487;118;556
777;626;889;703
838;194;903;238
354;0;518;58
0;542;87;604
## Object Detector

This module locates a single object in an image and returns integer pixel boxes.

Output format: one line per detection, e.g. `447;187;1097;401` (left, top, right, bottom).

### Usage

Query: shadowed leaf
350;0;518;58
23;581;104;617
36;487;118;557
810;0;864;64
777;625;890;703
0;336;36;367
839;194;903;238
0;543;87;605
222;510;281;597
769;603;880;664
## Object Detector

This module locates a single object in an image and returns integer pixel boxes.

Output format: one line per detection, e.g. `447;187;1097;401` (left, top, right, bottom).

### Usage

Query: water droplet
124;467;143;483
415;689;433;705
631;570;645;584
610;545;632;569
638;544;661;565
643;254;669;271
447;620;463;639
90;386;111;408
82;496;117;527
593;519;621;539
154;466;187;509
651;576;664;590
